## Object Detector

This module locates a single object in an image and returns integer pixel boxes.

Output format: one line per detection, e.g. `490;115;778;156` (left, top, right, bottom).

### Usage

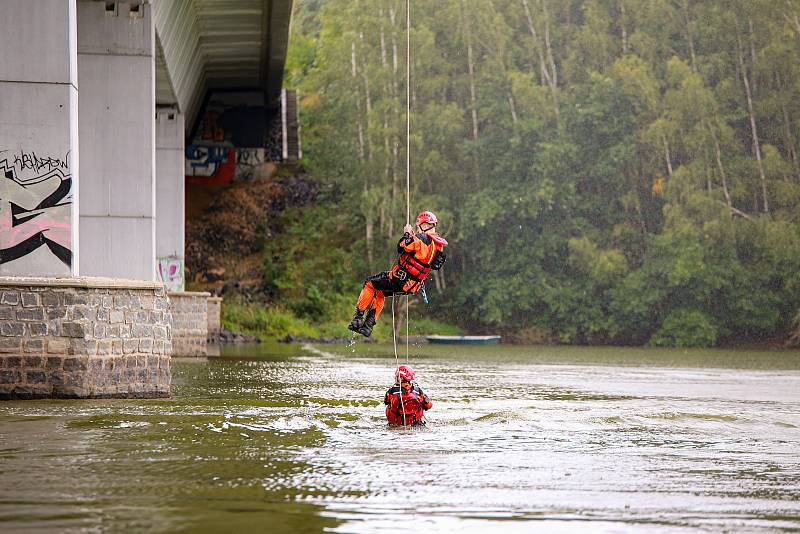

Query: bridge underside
0;0;294;283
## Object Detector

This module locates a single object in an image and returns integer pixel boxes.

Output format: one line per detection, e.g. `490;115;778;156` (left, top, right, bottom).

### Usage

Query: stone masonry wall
0;277;171;399
207;296;222;338
169;291;209;356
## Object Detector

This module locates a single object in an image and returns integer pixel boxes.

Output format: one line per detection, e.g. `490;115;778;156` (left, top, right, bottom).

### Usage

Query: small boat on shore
425;335;501;345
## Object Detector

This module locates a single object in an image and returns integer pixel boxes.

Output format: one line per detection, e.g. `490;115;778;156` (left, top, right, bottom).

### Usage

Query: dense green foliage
281;0;800;346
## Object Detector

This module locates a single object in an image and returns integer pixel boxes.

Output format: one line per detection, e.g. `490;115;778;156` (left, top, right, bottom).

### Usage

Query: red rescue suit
384;383;433;426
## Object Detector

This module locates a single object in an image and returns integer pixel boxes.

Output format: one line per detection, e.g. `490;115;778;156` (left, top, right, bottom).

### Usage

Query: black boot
348;307;364;333
358;309;377;338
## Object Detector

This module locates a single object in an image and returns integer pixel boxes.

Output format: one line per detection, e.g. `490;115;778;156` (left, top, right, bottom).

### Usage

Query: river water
1;342;799;533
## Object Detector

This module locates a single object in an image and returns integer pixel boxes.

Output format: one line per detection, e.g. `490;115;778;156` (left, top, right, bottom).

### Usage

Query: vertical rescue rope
404;0;411;364
390;0;412;425
391;296;407;424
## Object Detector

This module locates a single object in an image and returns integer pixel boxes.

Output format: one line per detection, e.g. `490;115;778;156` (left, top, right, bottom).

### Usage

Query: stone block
0;338;22;353
1;291;20;305
97;340;113;355
0;307;14;320
63;372;84;387
17;308;45;321
26;370;47;384
96;308;110;322
114;295;130;309
110;310;124;324
49;370;64;386
0;322;25;337
132;324;153;337
46;357;63;370
41;292;61;307
94;323;108;339
102;296;113;309
63;292;88;306
63;357;87;372
153;326;167;339
0;370;21;384
112;340;122;355
139;296;154;310
23;339;46;353
29;322;49;336
71;339;98;356
12;384;51;399
23;355;44;367
72;305;96;321
5;356;22;368
47;339;68;354
129;296;141;309
47;307;68;320
123;339;138;354
139;338;153;353
61;322;86;338
21;293;40;307
124;355;137;369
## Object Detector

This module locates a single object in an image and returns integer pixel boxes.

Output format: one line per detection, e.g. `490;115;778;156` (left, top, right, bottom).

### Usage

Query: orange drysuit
355;231;448;322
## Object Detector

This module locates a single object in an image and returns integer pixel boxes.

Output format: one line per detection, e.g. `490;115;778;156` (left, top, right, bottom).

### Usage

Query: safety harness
386;384;427;426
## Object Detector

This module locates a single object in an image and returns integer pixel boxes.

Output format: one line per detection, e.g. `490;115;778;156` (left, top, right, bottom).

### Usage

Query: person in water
348;211;448;337
384;365;432;426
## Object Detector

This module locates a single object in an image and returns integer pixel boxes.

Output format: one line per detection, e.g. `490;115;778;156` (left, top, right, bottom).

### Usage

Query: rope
391;296;407;424
404;0;411;365
390;0;412;425
406;0;411;227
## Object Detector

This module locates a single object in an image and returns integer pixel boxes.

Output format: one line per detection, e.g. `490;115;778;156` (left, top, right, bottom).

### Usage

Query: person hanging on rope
384;365;432;426
348;211;448;337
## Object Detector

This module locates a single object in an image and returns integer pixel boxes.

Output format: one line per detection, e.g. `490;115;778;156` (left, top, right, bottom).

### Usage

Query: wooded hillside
280;0;800;347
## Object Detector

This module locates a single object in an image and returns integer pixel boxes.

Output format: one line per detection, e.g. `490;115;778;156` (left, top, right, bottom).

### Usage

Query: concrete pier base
0;277;171;399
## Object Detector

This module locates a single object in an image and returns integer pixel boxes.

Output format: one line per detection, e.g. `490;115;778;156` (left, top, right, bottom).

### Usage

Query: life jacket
385;384;426;426
391;233;447;293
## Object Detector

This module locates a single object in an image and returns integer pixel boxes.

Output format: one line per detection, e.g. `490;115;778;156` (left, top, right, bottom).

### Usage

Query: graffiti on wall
157;256;184;292
185;145;235;184
185;91;283;185
185;146;272;184
0;149;72;273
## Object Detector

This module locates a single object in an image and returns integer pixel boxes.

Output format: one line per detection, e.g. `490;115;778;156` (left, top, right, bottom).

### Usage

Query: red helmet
415;211;438;227
395;365;416;383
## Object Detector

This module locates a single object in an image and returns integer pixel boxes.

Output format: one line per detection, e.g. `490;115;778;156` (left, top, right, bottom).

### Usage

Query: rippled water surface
1;343;800;533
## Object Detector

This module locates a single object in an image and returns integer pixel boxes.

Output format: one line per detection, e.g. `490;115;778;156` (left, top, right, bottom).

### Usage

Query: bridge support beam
155;108;185;291
0;0;79;277
77;0;156;280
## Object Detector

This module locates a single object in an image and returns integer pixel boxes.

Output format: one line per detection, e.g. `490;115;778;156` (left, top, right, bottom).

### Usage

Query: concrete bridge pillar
77;0;156;280
0;0;79;277
155;108;185;292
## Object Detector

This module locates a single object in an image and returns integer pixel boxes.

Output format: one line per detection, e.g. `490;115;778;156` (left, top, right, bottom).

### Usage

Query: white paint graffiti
157;256;184;292
0;149;72;274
